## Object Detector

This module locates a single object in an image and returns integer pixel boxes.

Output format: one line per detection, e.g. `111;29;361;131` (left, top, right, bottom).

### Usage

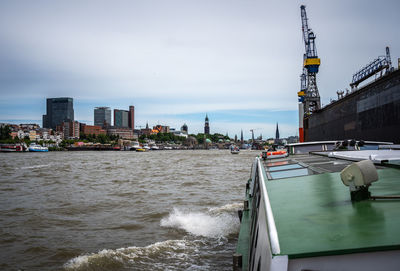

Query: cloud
0;0;399;136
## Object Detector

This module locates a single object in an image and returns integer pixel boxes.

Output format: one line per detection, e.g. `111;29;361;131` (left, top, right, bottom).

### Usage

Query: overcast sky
0;0;399;139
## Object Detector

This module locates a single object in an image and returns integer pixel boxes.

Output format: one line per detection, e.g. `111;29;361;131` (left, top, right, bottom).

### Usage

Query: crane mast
298;5;321;142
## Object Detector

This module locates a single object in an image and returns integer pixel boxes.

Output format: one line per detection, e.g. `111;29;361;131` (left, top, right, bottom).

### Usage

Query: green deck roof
267;168;400;258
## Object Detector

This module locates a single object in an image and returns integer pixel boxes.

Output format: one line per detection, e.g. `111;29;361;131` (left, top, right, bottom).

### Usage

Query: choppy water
0;150;258;270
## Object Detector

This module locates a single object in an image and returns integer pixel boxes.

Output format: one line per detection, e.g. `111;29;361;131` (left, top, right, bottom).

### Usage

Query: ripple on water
0;150;258;270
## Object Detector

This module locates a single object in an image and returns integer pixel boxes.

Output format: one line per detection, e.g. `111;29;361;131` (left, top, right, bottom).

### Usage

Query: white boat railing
257;157;281;255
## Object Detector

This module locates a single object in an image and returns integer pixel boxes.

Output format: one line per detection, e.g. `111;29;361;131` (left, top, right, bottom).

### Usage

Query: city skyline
1;0;400;139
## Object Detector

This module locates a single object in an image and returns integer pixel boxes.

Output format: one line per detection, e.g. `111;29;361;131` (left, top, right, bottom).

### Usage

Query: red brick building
80;124;106;136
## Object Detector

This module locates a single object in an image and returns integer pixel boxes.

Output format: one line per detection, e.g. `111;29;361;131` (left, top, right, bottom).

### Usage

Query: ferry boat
234;141;400;271
28;143;48;152
0;144;24;152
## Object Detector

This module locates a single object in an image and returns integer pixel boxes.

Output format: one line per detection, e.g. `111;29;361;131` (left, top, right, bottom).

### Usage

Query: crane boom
300;6;310;54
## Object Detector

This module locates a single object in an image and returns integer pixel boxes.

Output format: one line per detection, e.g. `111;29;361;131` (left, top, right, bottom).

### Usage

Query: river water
0;149;258;270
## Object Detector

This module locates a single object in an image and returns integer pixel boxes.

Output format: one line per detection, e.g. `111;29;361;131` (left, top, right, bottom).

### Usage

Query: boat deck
262;153;400;258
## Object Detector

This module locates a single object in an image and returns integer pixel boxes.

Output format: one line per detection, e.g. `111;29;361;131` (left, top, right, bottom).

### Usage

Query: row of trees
139;132;186;143
189;133;231;144
139;132;232;144
0;125;11;141
79;133;120;144
1;124;234;146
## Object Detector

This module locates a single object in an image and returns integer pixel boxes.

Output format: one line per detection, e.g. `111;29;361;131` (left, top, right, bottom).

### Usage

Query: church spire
204;114;210;135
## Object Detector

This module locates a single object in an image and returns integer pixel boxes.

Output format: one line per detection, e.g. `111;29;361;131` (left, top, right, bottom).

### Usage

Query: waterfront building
153;125;170;133
29;130;37;141
107;127;134;139
57;120;80;139
94;107;111;128
204;114;210;135
141;122;153;136
114;109;129;128
181;123;188;135
80;124;106;136
42;97;74;129
128;106;135;131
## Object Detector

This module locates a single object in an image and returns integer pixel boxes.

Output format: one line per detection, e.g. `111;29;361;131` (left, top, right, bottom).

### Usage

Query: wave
63;239;199;271
20;164;49;170
160;204;240;238
208;202;243;214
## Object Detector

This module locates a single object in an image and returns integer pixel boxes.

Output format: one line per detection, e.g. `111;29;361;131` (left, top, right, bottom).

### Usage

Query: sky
0;0;399;139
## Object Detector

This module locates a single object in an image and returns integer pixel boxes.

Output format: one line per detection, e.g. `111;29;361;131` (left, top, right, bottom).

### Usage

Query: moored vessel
235;141;400;271
28;143;48;152
0;144;25;152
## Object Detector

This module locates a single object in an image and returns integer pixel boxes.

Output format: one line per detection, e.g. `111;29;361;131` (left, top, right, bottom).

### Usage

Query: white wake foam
208;202;243;214
64;239;192;270
160;205;240;238
21;164;49;169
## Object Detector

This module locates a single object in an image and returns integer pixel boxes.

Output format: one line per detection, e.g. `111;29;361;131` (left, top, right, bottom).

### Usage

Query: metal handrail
256;157;281;255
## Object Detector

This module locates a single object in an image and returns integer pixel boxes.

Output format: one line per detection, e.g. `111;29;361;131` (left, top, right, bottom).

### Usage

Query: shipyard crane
298;5;321;142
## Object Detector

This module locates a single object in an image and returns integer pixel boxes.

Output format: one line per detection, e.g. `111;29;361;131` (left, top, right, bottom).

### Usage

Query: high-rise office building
128;106;135;130
94;107;111;128
114;109;129;128
42;97;74;129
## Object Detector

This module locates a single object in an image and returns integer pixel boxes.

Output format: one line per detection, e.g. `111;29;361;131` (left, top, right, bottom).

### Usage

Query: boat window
292;144;327;154
266;160;289;167
269;168;310;179
360;145;379;150
268;164;303;172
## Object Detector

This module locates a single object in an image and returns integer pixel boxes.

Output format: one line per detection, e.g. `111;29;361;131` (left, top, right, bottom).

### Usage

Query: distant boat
29;144;48;152
136;148;146;152
261;149;288;160
130;141;140;151
0;144;24;152
230;145;240;154
143;144;151;151
150;145;159;150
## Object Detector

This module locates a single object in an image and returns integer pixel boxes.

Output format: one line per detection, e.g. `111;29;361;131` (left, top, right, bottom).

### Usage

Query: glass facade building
94;107;111;128
114;109;129;128
42;97;74;129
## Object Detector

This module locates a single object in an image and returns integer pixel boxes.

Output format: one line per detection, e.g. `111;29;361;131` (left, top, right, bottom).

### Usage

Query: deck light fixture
340;160;378;201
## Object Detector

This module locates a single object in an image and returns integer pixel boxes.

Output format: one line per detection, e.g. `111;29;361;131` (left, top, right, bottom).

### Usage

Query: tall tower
240;129;244;144
128;106;135;131
204;114;210;135
275;123;280;140
275;123;280;145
